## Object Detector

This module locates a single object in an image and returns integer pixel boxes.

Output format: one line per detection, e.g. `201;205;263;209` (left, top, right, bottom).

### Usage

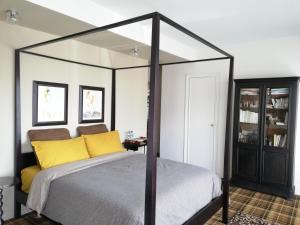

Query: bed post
111;69;116;131
144;13;161;225
14;50;21;218
222;57;234;224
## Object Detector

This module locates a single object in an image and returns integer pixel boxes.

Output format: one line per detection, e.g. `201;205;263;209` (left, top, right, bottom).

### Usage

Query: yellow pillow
21;165;41;193
31;137;90;169
82;131;125;157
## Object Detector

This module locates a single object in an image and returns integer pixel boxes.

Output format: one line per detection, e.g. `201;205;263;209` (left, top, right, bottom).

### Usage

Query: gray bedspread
28;152;221;225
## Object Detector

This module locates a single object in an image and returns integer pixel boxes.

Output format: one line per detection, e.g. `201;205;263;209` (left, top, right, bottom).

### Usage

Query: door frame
183;74;220;172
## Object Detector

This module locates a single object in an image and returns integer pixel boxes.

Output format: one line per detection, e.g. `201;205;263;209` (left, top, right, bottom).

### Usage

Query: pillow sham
82;130;125;157
31;137;90;169
21;165;41;193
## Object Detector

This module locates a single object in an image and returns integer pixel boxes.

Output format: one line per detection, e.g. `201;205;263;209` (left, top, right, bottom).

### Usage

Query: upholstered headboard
28;128;71;141
77;124;108;135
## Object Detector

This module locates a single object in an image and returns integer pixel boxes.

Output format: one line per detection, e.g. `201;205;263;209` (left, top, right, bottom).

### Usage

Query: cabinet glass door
264;88;289;148
238;88;260;144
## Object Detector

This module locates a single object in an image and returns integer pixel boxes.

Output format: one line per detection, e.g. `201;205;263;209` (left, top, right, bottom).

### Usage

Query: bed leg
222;193;229;224
222;181;229;224
14;201;21;218
222;207;228;224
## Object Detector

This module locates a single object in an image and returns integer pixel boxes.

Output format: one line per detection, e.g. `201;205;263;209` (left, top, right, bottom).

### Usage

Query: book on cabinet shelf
268;98;289;109
241;89;259;95
270;88;289;95
270;134;287;147
284;112;289;124
240;110;258;124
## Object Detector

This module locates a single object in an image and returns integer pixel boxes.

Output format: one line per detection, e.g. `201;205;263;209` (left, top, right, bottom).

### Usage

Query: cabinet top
234;77;299;83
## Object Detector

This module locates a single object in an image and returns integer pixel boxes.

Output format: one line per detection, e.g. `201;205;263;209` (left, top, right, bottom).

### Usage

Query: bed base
184;195;223;225
15;188;224;225
15;152;227;224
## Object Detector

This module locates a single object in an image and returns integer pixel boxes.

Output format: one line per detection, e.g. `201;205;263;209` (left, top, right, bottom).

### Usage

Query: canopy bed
14;12;234;225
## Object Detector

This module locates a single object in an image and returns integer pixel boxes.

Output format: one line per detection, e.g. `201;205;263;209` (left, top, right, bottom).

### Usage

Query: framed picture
32;81;68;126
79;85;105;123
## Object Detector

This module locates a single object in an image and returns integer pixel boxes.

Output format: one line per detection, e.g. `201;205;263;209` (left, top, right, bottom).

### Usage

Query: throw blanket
28;152;221;225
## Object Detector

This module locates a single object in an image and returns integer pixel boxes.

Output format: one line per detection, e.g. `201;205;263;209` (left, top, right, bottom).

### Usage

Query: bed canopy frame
14;12;234;225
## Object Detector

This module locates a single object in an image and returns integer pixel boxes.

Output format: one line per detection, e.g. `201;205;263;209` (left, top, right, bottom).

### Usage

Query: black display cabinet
232;77;299;198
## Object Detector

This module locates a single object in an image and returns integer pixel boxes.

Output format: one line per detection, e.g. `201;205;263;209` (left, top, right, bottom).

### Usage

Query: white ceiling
1;0;299;64
0;0;93;36
91;0;300;44
0;0;184;63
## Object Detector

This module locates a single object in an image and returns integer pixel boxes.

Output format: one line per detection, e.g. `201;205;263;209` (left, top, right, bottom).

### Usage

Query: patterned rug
206;186;300;225
228;212;279;225
4;187;300;225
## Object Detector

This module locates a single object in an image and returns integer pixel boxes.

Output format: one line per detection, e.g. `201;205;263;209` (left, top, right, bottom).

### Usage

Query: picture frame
32;81;68;126
79;85;105;123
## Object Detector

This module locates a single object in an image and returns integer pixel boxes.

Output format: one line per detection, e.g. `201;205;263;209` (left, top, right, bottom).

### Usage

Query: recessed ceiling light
6;9;19;24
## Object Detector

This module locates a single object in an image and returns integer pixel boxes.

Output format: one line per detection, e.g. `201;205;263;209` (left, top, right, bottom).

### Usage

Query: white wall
20;53;112;152
225;35;300;78
0;20;148;220
161;60;230;176
161;35;300;194
116;68;149;141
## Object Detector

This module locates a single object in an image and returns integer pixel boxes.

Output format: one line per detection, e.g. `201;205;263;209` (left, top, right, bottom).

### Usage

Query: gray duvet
27;152;221;225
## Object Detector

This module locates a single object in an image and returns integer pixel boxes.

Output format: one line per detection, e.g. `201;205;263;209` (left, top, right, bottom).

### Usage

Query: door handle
210;124;214;127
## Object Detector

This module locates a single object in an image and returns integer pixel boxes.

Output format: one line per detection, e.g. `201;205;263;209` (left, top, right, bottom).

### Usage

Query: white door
184;75;217;171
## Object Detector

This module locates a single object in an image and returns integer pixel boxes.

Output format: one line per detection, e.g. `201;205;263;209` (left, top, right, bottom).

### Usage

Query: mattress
21;165;41;193
27;152;222;225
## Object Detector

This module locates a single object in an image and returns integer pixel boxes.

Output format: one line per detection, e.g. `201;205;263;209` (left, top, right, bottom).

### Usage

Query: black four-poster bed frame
14;12;234;225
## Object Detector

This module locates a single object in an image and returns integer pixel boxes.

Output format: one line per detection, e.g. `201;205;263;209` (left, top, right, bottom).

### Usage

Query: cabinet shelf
266;107;288;110
264;145;287;149
268;94;289;98
263;146;288;151
266;124;287;129
240;107;259;112
238;142;259;147
240;122;258;126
